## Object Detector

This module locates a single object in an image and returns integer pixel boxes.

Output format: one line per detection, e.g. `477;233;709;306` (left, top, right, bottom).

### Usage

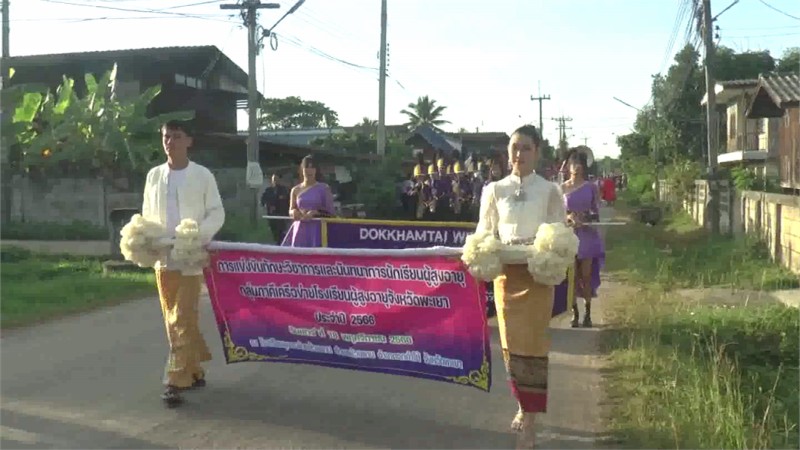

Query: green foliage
400;95;449;130
729;166;783;193
604;209;799;291
7;64;193;179
663;157;702;205
0;248;154;328
776;47;800;74
258;96;339;129
314;131;411;219
1;220;107;241
715;47;776;80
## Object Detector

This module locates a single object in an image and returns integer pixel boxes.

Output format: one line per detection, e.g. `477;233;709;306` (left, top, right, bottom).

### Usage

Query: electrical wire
755;0;800;21
37;0;234;22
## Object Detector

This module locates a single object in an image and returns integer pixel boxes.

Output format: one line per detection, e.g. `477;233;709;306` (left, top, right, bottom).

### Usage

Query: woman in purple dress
562;148;605;328
281;155;335;247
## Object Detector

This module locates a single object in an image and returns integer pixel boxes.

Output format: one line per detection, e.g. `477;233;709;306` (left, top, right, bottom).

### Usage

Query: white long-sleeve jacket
141;161;225;274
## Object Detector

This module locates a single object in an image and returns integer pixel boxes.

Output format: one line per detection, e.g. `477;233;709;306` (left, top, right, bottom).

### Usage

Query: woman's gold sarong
494;264;554;413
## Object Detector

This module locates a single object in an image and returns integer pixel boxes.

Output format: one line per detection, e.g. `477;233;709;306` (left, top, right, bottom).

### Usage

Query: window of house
175;74;186;85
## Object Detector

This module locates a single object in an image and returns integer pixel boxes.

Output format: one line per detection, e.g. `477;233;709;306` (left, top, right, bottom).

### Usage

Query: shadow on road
176;385;515;449
1;409;168;450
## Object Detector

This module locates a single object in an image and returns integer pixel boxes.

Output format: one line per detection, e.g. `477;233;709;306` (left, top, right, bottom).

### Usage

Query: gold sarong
494;264;554;413
156;269;212;388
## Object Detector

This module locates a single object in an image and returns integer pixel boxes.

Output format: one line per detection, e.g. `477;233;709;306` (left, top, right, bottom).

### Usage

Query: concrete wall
1;170;270;229
660;179;800;274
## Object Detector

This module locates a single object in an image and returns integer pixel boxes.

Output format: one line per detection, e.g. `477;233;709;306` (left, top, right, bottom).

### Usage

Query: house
700;79;778;174
5;45;251;134
745;73;800;191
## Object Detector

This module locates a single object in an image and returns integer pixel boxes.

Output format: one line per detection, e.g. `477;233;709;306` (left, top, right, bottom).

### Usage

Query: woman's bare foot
510;410;524;431
515;413;536;449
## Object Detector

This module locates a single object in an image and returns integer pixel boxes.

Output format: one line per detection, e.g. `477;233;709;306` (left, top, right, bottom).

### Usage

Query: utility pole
551;116;573;145
2;0;9;57
376;0;387;156
530;82;550;138
701;0;720;234
221;0;280;225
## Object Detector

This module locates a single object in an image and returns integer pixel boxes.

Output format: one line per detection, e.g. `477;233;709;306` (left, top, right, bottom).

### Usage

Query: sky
7;0;800;158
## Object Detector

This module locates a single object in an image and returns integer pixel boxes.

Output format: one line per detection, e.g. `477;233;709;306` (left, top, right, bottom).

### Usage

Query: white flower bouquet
119;214;168;268
170;219;209;274
526;222;579;285
460;222;579;286
460;231;503;282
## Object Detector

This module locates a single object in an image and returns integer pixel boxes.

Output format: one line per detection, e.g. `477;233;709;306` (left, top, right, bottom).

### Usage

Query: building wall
778;106;800;189
661;180;800;274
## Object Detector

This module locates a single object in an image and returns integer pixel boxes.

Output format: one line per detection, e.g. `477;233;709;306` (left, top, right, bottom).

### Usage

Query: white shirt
164;167;188;269
142;161;226;274
475;172;565;244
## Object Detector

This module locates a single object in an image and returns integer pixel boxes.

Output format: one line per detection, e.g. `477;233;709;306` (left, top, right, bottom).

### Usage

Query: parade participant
410;156;432;220
602;175;617;206
453;162;474;221
260;173;290;243
475;125;566;448
433;156;453;221
562;147;605;328
281;155;336;247
141;120;225;408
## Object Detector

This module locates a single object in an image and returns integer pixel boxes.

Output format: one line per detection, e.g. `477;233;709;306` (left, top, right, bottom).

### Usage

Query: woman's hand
567;213;583;228
290;208;303;220
304;210;318;219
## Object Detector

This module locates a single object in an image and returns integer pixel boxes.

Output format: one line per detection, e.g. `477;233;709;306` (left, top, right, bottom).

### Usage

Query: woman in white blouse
475;125;566;449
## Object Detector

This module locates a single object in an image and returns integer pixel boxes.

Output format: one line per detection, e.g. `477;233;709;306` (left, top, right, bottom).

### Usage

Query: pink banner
204;244;491;392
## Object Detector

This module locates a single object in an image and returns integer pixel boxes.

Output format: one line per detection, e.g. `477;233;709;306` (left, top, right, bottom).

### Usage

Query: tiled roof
760;73;800;106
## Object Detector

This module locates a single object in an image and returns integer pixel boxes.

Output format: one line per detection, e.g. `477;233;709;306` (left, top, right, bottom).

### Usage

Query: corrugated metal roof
719;79;759;88
407;125;458;153
760;73;800;106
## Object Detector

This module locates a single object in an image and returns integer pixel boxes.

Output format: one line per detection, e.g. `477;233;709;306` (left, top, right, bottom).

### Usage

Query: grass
215;213;275;243
604;291;799;449
601;202;800;449
604;205;799;291
0;246;155;328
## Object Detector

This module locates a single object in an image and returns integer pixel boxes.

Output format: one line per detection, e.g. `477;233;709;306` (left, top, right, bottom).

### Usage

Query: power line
38;0;234;21
755;0;800;21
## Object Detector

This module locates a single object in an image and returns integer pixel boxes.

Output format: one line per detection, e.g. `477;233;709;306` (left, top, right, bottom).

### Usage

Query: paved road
0;280;617;450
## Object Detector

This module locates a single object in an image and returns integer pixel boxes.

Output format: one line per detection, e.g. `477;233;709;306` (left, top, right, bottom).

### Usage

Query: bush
216;213;273;243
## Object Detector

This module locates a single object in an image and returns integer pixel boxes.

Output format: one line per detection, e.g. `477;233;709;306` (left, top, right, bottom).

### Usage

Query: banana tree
13;63;193;180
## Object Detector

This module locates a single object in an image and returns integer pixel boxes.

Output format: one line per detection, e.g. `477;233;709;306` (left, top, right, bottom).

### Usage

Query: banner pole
321;219;329;247
566;264;575;314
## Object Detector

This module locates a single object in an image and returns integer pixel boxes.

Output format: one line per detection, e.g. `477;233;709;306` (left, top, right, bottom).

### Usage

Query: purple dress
552;182;605;314
564;182;605;297
280;183;335;248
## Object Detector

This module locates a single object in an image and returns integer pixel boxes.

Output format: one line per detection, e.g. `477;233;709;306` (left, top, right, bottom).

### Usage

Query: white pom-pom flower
461;232;503;282
524;222;580;286
170;219;209;274
119;214;167;268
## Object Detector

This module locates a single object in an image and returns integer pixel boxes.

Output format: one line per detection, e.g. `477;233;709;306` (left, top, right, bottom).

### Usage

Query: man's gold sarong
156;269;212;388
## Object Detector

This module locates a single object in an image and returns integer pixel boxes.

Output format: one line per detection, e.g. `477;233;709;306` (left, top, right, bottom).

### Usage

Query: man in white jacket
142;120;225;407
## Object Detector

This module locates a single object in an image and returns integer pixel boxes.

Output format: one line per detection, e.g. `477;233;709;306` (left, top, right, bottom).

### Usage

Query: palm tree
401;95;449;130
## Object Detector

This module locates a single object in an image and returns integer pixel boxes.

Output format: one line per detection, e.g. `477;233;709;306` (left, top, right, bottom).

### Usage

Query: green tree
715;47;775;80
8;64;193;180
313;131;411;218
401;95;449;130
259;96;339;129
776;47;800;74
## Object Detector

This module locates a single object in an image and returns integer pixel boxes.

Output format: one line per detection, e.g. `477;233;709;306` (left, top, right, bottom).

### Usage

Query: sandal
161;386;183;408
